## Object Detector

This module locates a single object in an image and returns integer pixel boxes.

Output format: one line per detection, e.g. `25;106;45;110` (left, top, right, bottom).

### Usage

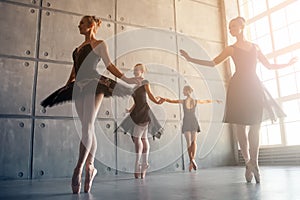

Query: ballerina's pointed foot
191;159;198;171
71;169;82;194
248;162;260;183
141;163;149;179
245;161;253;183
84;167;97;193
134;163;141;179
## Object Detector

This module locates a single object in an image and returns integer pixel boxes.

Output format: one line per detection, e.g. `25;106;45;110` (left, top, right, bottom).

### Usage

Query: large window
238;0;300;147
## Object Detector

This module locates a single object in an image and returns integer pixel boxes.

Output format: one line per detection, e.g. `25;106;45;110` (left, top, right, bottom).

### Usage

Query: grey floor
0;166;299;200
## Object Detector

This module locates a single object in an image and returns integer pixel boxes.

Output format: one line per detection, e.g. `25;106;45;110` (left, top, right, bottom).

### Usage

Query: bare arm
165;98;183;104
180;47;233;67
95;40;141;84
144;83;162;104
196;99;222;104
256;45;298;70
65;65;75;85
126;103;135;113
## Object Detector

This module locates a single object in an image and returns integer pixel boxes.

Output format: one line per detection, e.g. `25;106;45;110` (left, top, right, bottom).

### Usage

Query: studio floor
0;166;299;200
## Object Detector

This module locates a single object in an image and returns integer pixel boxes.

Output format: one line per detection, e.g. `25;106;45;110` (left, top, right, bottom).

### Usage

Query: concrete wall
0;0;235;180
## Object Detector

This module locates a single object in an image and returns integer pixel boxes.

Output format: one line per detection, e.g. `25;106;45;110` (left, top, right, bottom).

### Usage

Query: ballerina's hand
288;57;298;66
157;97;165;104
179;49;190;60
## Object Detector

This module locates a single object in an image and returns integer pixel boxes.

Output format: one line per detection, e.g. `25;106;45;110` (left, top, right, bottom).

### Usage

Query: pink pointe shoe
191;159;198;171
245;161;253;183
84;167;97;193
247;162;260;183
134;163;141;179
141;163;149;179
71;169;82;194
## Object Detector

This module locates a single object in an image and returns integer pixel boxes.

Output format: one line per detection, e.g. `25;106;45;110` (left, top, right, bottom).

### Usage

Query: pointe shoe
141;163;149;179
84;167;97;193
134;163;141;179
248;163;260;183
245;162;253;183
191;159;198;170
188;162;193;172
71;169;82;194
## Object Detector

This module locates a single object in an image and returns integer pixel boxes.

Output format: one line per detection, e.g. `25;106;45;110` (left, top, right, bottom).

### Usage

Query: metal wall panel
33;118;116;178
178;34;227;82
191;0;220;7
0;58;34;115
116;49;178;75
94;119;116;174
5;0;40;5
115;25;177;71
39;10;115;62
43;0;115;20
33;118;80;179
176;0;222;40
148;121;183;172
0;118;31;180
117;0;174;30
0;2;37;57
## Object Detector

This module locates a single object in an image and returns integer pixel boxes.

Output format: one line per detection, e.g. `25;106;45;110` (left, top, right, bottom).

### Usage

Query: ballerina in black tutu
116;63;164;179
41;15;141;194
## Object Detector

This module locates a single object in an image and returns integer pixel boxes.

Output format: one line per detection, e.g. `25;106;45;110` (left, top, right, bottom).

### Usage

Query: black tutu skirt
41;75;133;108
115;109;164;140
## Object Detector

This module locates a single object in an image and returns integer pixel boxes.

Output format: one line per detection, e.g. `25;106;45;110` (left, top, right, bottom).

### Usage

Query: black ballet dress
223;44;286;125
116;80;163;140
182;99;201;133
40;43;133;108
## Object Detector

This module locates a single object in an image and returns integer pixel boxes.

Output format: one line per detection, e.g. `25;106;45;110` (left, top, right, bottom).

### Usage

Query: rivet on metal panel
46;2;51;7
25;50;31;55
44;52;49;56
31;0;37;4
108;14;112;19
24;62;30;67
46;11;50;16
106;124;111;129
173;114;176;118
41;108;46;113
121;62;125;66
30;9;35;14
20;106;26;112
121;25;125;30
107;167;111;171
39;170;44;176
40;123;45;128
43;64;48;69
19;122;24;128
105;110;110;115
107;23;111;28
120;17;124;21
174;124;177;128
175;163;180;168
18;172;24;177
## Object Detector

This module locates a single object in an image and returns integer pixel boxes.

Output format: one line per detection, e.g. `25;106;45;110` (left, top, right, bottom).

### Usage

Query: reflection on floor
0;166;299;200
